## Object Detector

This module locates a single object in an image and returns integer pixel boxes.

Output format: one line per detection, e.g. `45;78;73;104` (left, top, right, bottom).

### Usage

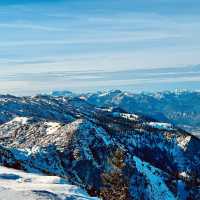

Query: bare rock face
0;95;199;200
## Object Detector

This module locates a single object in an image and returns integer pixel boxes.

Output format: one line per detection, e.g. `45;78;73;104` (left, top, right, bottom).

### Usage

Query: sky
0;0;200;95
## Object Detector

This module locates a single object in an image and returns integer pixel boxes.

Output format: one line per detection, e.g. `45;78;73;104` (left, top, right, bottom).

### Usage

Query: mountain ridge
50;89;200;137
0;94;199;199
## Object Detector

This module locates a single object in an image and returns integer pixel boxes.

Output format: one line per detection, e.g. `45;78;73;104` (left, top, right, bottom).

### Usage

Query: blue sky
0;0;200;94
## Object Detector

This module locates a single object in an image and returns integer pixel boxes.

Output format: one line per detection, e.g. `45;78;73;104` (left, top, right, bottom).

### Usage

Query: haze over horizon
0;0;200;95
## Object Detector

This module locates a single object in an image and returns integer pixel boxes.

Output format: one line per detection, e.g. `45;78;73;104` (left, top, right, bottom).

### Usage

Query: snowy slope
133;156;176;200
0;166;99;200
0;94;199;199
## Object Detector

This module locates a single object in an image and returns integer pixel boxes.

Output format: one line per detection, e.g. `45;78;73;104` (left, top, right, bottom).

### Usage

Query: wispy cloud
0;65;200;95
0;0;200;94
0;23;65;31
0;33;182;47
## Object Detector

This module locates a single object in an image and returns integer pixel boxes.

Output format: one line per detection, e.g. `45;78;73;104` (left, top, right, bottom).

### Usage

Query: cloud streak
0;23;65;31
0;65;200;95
0;0;200;94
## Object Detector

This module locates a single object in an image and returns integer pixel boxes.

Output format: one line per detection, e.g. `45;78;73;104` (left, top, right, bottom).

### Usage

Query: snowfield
0;166;99;200
133;156;176;200
9;117;29;125
147;122;174;130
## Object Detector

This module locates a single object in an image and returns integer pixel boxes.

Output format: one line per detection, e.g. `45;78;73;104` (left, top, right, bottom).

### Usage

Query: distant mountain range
51;90;200;138
0;93;199;199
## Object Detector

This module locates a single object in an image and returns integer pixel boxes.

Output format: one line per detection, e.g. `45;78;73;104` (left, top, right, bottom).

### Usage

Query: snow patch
133;156;175;200
9;117;29;125
44;122;61;135
79;96;87;100
179;172;190;179
97;107;113;112
0;166;99;200
98;92;110;97
121;113;139;120
177;135;191;151
147;122;174;130
112;112;139;120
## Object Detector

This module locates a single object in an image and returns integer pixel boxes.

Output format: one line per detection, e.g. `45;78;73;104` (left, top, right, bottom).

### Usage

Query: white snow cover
98;91;110;97
177;135;191;151
133;156;176;200
148;122;174;130
79;96;87;100
179;172;190;179
120;113;139;120
0;166;99;200
97;107;113;112
44;122;61;135
112;112;139;120
9;117;29;125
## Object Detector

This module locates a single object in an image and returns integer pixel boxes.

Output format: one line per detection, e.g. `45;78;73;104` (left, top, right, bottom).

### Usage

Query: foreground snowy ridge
0;166;99;200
